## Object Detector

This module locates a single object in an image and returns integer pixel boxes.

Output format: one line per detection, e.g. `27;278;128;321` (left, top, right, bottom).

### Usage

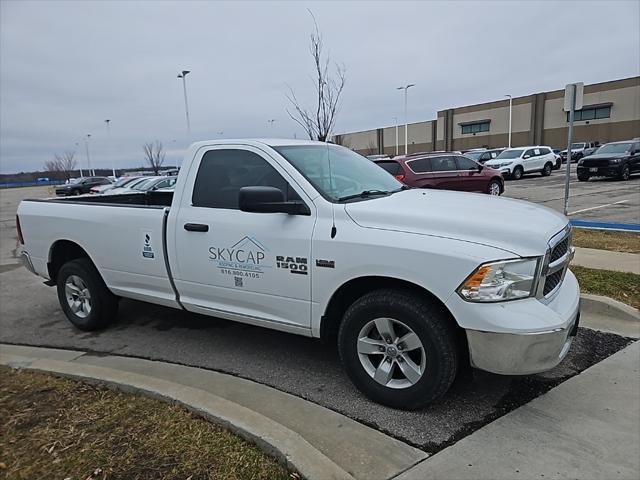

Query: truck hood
581;153;628;161
344;189;568;257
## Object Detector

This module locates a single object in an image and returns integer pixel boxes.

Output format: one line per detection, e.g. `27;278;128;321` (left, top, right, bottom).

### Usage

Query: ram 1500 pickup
17;139;580;409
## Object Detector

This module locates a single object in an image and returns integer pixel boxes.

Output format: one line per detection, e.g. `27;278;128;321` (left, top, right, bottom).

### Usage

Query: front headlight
609;158;622;164
578;159;584;166
458;258;540;302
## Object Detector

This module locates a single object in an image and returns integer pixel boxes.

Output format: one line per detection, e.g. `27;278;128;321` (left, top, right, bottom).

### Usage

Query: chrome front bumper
466;308;580;375
21;251;36;275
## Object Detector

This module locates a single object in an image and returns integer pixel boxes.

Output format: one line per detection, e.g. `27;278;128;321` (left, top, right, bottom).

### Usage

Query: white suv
485;146;556;180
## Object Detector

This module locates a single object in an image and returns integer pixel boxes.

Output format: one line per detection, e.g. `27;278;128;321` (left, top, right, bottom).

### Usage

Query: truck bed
29;190;174;208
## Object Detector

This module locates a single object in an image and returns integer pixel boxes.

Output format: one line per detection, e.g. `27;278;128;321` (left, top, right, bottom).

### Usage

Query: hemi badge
316;259;335;269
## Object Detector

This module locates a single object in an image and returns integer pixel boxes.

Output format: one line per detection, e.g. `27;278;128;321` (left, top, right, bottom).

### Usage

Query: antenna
326;143;337;238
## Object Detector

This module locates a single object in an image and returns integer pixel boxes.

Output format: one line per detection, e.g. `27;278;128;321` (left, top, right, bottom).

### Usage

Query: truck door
171;145;314;331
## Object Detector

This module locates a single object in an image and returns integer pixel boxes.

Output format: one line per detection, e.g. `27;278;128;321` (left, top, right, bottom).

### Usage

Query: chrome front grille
537;226;574;300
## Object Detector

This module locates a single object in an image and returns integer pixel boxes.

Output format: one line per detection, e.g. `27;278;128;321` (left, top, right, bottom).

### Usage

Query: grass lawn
0;366;293;480
572;228;640;254
572;265;640;309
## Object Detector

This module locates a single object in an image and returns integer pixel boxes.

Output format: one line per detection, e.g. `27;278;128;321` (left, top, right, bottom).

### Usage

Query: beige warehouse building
334;76;640;155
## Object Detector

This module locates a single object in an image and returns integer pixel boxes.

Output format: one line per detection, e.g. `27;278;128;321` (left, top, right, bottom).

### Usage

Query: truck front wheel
56;258;118;331
338;289;458;410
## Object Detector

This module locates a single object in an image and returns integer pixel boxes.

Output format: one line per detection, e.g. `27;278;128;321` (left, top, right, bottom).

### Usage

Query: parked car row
56;174;178;196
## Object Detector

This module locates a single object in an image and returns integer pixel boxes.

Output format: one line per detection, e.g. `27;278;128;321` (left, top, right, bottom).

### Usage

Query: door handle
184;223;209;232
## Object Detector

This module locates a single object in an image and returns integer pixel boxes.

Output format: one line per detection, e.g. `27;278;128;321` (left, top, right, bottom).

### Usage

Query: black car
55;176;112;196
577;140;640;181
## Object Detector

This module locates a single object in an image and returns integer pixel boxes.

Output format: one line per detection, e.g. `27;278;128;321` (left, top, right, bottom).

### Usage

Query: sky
1;0;638;174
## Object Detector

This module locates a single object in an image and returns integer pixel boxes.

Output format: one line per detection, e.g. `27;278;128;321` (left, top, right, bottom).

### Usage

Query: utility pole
75;142;83;177
177;70;191;136
397;84;415;155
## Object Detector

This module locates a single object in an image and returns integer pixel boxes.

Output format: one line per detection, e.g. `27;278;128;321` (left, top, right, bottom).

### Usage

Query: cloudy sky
1;0;638;174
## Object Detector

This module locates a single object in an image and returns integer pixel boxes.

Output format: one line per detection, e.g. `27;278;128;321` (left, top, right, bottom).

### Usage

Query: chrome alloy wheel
65;275;92;318
357;318;426;389
489;181;501;196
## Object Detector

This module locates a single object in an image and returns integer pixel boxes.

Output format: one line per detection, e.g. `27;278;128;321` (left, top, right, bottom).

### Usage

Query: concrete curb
581;293;640;323
0;344;427;480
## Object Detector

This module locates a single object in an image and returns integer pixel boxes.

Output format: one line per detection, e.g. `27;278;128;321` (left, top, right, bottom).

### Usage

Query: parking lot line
568;200;629;216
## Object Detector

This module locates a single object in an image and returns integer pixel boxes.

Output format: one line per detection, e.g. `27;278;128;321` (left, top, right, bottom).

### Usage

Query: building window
461;121;490;134
567;105;611;122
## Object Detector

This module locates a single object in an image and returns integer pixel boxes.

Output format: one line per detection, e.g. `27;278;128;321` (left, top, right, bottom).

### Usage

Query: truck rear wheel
56;258;118;331
338;289;458;410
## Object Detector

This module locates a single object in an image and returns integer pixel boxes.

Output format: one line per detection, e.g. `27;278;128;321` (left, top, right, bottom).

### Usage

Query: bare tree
286;12;346;142
142;141;165;175
44;151;77;180
365;139;378;156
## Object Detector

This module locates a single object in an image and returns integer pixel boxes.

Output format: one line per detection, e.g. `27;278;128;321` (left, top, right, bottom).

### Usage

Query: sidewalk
397;341;640;480
573;247;640;274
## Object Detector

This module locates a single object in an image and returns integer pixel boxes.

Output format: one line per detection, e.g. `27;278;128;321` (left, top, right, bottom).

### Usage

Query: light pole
84;134;92;176
397;84;415;155
392;116;399;156
75;142;83;177
104;119;116;178
505;94;512;148
177;70;191;135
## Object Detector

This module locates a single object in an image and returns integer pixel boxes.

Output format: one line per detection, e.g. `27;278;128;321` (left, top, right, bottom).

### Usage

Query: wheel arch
320;275;467;356
47;239;98;283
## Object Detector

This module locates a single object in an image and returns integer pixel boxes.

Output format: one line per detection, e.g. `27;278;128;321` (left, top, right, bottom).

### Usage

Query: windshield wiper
337;189;391;202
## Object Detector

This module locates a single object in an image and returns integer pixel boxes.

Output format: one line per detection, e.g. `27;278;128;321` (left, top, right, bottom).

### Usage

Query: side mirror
239;186;310;215
523;155;530;159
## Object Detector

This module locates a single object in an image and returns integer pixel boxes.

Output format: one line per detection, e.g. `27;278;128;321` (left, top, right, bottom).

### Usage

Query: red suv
374;153;504;195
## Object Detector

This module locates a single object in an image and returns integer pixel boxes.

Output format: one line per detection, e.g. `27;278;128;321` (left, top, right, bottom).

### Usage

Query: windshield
595;143;632;155
132;178;158;191
274;144;403;202
571;143;586;149
113;177;139;188
465;151;483;160
496;149;524;159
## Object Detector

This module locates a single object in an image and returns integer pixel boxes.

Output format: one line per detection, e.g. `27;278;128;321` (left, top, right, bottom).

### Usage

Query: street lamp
397;84;415;155
104;119;116;178
505;95;513;148
75;142;83;177
84;134;92;175
177;70;191;135
392;116;399;156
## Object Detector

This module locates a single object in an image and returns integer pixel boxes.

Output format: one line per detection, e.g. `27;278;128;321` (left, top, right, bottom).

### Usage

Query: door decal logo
276;256;308;275
209;236;271;279
142;230;155;259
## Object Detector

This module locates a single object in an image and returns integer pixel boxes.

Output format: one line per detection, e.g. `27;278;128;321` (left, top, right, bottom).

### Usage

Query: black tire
56;258;118;331
487;179;502;196
541;162;552;177
619;164;630;181
338;289;458;410
577;174;589;182
511;166;524;180
73;189;81;196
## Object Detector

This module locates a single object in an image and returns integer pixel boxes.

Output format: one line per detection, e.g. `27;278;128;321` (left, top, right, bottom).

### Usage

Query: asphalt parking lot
0;183;635;451
503;163;640;224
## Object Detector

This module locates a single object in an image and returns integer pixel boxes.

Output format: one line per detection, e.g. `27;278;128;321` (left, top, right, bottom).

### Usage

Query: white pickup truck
17;139;580;409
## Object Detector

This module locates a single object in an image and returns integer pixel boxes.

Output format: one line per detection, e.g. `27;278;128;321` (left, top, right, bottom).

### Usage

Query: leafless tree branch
142;141;165;175
44;151;77;180
286;11;346;142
